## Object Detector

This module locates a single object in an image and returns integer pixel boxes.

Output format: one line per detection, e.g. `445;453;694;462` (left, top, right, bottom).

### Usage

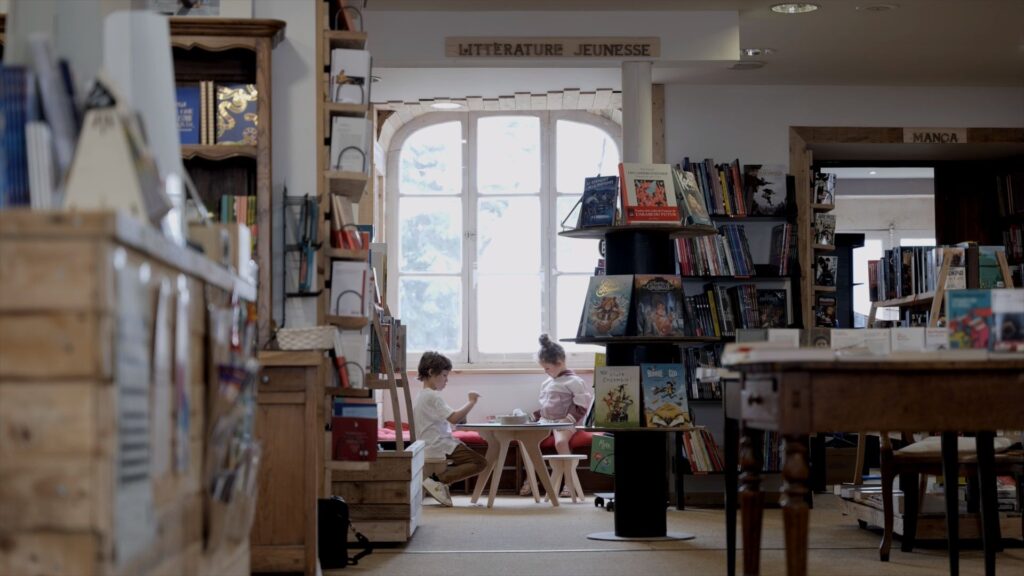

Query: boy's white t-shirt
413;388;460;460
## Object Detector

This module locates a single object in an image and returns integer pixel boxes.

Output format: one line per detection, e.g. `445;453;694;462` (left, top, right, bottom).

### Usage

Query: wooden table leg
471;431;500;504
520;432;560;507
725;414;739;576
782;435;810;576
941;431;959;576
487;439;512;508
740;428;764;576
518;441;541;502
975;431;999;576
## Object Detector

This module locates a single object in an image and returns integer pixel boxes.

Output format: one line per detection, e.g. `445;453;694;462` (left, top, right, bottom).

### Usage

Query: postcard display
567;170;718;541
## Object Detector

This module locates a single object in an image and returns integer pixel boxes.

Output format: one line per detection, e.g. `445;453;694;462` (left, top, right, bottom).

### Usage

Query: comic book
641;363;692;428
633;275;686;336
594;366;641;428
579;275;633;337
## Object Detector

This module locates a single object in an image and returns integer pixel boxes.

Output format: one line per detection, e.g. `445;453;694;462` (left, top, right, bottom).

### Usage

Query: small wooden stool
543;454;586;503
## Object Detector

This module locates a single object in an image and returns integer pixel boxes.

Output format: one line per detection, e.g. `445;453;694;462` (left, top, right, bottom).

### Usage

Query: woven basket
277;326;336;350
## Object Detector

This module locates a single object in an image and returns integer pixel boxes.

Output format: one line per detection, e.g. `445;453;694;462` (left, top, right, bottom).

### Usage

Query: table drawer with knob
258;366;312;392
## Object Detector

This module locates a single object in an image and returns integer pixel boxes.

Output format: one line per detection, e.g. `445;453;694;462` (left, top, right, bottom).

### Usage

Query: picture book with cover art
594;366;641;428
744;164;788;216
672;168;712;227
579;275;633;337
634;275;686;336
947;289;993;349
814;294;837;327
992;289;1024;352
815;255;837;287
813;171;836;205
641;363;692;428
814;213;836;246
618;163;680;224
757;289;788;328
589;433;614;475
580;175;619;227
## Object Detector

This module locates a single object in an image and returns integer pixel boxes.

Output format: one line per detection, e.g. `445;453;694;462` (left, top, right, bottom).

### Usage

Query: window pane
556;195;601;273
399;197;462;273
556;120;620;194
853;239;884;327
477;274;541;353
557;275;603;354
477;116;540;195
400;276;461;353
399;121;462;195
478;197;540;273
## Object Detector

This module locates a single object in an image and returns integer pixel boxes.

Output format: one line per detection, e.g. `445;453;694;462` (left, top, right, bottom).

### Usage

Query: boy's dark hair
417;351;452;381
537;333;566;365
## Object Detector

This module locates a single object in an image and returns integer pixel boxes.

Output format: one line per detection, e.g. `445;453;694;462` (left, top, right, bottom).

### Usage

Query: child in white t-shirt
413;351;486;506
519;334;593;496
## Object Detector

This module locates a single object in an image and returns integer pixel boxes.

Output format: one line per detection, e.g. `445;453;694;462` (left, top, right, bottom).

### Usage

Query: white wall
665;85;1024;166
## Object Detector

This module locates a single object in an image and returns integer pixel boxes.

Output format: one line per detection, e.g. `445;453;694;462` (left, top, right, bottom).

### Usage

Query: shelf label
903;128;967;144
445;37;660;58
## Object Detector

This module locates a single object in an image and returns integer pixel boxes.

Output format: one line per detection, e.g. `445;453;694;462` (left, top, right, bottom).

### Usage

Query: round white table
456;422;573;508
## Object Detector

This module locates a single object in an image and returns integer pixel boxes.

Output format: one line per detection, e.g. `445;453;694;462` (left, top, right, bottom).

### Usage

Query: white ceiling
367;0;1024;102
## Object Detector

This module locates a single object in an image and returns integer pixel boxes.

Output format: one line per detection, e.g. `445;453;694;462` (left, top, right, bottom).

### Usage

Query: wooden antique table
729;357;1024;576
456;422;572;508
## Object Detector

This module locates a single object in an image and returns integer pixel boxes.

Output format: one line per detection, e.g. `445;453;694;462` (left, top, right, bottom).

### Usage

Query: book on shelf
331;400;378;461
329;194;363;250
578;275;632;337
682;346;723;400
814;293;837;327
330;48;372;105
214;83;259;145
617;163;680;224
328;116;369;173
682;429;724;473
640;363;692;428
675;224;755;277
593;365;641;428
579;175;619;227
727;284;761;330
589;433;614;475
329;260;370;317
947;288;1024;351
745;163;788;216
815;254;837;287
175;83;201;145
812;170;836;205
705;283;736;336
756;288;788;328
335;326;368;388
1;66;35;209
813;213;836;246
633;275;686;336
769;223;796;276
681;157;748;217
26;122;57;210
673;168;713;227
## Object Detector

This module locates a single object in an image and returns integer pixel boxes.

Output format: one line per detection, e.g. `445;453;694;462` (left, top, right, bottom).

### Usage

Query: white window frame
386;110;621;368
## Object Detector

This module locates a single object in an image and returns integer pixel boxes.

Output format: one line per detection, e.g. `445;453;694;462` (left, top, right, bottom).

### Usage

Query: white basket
277;326;336;350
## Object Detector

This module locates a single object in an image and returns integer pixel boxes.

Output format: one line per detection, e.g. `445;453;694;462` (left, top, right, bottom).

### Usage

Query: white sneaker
423;478;453;507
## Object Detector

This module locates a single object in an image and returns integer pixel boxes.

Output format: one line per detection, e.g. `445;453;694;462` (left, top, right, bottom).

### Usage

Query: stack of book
682;429;724;473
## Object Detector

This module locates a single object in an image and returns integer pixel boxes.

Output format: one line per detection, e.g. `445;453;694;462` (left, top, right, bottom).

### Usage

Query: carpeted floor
333;494;1023;576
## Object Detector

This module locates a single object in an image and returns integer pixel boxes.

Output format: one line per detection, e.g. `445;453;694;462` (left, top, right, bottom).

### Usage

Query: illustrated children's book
946;289;994;350
641;363;692;428
633;275;685;336
745;164;788;216
815;255;837;287
814;213;836;246
589;433;615;475
673;168;712;227
580;175;619;227
992;288;1024;352
579;275;633;337
814;293;837;327
594;366;641;428
214;83;258;145
618;163;680;224
813;171;836;205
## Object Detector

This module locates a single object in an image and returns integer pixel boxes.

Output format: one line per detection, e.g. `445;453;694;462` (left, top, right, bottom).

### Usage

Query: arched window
387;111;621;366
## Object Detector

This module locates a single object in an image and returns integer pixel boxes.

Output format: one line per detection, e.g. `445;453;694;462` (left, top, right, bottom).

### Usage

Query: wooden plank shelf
813;244;837;251
325;170;369;201
325;247;369;261
710;214;792;221
325;460;373;472
324;102;370;117
181;144;258;161
325;315;369;329
324;30;368;50
559;224;718;240
810;203;835;212
872;291;935;308
325;387;373;398
814;285;837;292
561;336;722;345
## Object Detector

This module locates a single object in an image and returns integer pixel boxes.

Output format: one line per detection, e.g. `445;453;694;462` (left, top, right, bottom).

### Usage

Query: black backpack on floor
318;496;372;569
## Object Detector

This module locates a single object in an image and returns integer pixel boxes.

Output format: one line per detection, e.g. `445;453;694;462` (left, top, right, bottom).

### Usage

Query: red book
332;416;378;461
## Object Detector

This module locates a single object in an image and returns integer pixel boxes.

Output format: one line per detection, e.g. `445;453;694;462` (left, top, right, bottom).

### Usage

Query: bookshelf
169;17;285;348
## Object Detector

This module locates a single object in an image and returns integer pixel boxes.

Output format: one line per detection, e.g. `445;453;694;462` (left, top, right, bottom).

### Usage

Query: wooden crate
0;212;256;576
330;440;425;543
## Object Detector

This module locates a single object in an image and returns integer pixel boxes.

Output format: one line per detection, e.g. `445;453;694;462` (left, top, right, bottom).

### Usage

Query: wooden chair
543;454;587;503
878;433;1022;561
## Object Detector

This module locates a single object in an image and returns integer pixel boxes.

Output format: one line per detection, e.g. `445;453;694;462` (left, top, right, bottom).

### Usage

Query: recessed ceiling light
430;102;463;110
856;3;899;12
869;170;878;175
771;3;820;14
730;61;766;70
742;48;776;57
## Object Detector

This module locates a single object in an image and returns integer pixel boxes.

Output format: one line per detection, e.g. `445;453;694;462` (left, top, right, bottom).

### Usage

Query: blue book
580;175;619;227
0;66;35;208
215;83;259;145
641;363;691;428
175;84;201;145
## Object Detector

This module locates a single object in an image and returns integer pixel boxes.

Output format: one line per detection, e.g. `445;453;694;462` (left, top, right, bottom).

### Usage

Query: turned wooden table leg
782;435;810;576
740;428;764;576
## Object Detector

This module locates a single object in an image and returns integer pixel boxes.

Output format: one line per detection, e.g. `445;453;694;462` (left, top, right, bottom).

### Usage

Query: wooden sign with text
903;128;968;144
445;37;660;58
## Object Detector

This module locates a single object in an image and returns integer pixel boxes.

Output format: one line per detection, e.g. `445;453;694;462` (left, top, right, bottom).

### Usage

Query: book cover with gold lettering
214;83;258;145
579;274;633;338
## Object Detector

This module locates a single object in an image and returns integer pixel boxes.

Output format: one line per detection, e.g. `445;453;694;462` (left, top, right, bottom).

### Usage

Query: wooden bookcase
0;211;257;576
169;17;285;348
